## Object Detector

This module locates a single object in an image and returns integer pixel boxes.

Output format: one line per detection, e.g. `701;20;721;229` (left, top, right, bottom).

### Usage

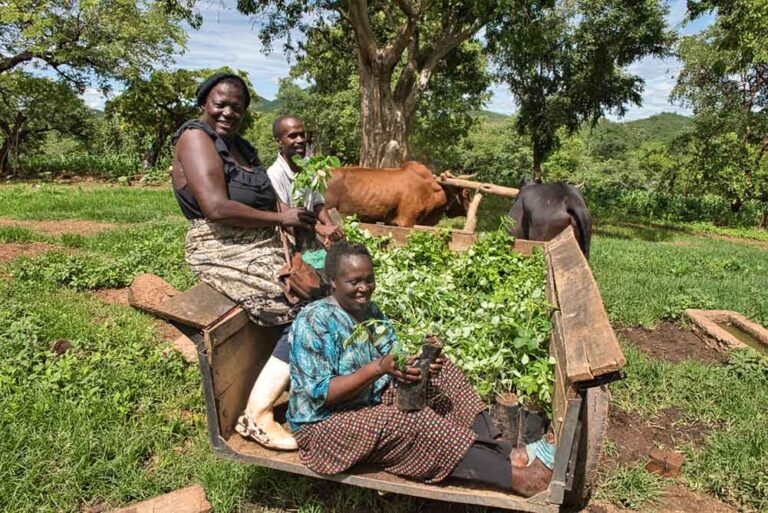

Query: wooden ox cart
135;225;624;512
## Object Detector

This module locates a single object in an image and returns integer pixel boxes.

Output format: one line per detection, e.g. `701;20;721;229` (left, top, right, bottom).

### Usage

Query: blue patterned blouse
287;297;396;432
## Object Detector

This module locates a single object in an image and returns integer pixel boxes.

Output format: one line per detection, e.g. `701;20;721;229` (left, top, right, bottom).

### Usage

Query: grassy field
0;184;766;512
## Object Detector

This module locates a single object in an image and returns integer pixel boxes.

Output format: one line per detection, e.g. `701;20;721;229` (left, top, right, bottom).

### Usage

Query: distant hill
622;112;692;146
579;112;692;157
253;96;282;114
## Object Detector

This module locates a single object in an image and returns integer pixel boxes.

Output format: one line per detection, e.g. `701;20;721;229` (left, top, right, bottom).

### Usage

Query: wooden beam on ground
436;176;519;198
461;192;483;234
107;485;211;513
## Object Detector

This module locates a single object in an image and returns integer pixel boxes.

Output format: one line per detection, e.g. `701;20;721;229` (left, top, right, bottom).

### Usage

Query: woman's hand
280;207;317;230
316;222;344;242
428;357;444;377
379;354;421;383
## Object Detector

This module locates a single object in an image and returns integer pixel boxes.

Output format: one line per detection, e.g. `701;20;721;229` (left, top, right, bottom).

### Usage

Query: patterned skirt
294;360;486;483
184;219;294;326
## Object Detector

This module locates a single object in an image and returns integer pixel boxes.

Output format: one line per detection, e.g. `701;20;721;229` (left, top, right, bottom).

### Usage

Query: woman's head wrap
196;73;250;109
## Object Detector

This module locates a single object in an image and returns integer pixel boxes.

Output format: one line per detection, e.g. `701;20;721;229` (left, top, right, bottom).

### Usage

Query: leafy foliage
486;0;673;177
346;220;553;404
0;0;198;87
671;1;768;216
290;154;338;208
235;0;499;166
0;72;92;175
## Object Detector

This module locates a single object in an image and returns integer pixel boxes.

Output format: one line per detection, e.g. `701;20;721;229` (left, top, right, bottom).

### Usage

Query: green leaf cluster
1;0;197;86
290;154;339;208
345;219;554;405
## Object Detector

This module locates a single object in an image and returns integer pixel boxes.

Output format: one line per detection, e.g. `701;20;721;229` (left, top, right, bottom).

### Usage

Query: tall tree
486;0;673;180
275;23;491;167
1;0;199;87
673;0;768;216
0;72;90;175
106;68;257;167
236;0;502;167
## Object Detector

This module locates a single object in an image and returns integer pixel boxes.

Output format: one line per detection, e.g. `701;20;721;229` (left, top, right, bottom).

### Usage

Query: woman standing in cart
287;241;555;496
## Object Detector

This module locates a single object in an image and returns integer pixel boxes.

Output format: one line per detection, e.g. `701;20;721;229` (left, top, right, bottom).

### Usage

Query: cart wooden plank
358;222;477;250
546;228;625;381
225;436;558;512
139;282;237;329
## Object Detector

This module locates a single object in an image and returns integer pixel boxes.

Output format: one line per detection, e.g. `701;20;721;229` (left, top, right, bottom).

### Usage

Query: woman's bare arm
176;130;316;229
325;354;420;406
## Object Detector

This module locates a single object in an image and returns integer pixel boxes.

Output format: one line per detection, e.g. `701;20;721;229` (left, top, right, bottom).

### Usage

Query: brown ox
323;161;471;227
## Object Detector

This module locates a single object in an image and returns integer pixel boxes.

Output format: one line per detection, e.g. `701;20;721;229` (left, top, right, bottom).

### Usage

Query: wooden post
462;191;483;234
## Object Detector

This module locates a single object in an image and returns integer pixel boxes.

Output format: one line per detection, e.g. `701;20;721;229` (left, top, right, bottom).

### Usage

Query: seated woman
287;241;554;496
172;72;333;451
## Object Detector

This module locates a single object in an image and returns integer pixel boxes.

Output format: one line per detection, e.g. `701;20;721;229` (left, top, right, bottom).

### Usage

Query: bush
585;186;768;228
17;152;143;178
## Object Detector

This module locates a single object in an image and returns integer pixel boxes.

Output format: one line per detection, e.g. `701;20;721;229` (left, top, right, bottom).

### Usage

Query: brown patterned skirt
184;219;294;326
293;360;486;483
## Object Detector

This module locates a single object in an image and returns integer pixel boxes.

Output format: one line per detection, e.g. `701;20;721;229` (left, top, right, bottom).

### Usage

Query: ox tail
566;199;592;259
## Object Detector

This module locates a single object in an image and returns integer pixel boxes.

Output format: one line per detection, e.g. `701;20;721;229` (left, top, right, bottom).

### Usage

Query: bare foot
509;447;553;497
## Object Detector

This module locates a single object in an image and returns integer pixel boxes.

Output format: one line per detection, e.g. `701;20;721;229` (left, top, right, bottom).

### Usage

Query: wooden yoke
436;175;519;198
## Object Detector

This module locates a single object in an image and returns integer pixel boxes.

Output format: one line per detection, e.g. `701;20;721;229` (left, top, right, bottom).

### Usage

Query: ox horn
455;172;478;180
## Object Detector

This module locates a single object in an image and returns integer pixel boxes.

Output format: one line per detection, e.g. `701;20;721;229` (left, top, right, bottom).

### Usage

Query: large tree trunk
143;125;168;168
0;139;10;177
532;158;542;182
358;67;409;168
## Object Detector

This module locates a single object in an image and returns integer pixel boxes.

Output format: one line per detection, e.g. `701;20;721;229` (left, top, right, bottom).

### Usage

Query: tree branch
0;51;36;74
347;0;379;66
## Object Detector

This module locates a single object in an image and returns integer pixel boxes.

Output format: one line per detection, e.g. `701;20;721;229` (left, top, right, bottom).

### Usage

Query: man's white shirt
267;153;325;209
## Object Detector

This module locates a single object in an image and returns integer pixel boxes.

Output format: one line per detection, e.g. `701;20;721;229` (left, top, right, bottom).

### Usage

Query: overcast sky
80;0;714;122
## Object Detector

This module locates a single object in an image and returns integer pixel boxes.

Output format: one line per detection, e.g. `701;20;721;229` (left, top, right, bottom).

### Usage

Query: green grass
0;226;48;243
1;183;767;511
591;227;768;326
0;184;180;223
9;220;195;292
596;461;665;509
606;343;768;511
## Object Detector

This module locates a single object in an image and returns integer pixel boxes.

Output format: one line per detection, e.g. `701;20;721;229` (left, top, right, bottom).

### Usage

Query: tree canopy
672;0;768;213
236;0;503;167
0;0;199;87
0;71;91;175
275;23;491;167
486;0;673;179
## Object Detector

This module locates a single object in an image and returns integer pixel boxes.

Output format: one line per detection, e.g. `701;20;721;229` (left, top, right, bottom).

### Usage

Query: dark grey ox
507;178;593;258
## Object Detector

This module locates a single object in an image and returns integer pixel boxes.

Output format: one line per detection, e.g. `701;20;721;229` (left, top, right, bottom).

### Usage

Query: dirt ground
592;322;738;513
91;288;130;305
0;241;67;265
90;286;184;342
587;484;739;513
0;218;117;236
605;408;712;467
618;323;726;364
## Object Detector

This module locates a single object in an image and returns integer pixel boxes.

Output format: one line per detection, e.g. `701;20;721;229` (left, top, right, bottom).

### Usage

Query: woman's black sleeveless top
171;119;277;220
